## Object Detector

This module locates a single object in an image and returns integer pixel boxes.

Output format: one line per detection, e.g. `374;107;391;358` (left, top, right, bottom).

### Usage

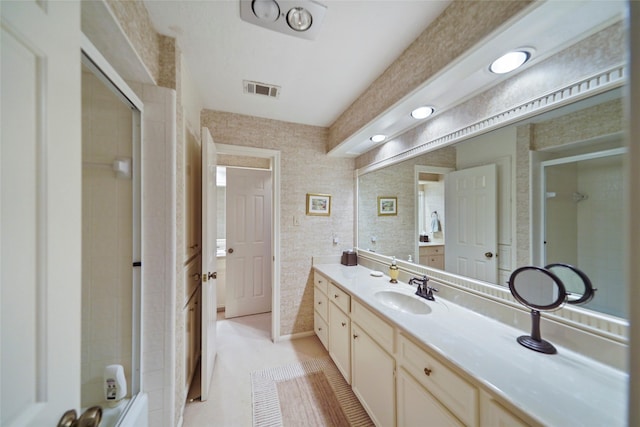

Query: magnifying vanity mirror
508;264;596;354
508;266;566;354
545;263;596;305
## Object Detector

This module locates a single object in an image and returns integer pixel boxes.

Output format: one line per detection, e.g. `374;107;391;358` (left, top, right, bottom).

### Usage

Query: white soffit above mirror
330;0;626;157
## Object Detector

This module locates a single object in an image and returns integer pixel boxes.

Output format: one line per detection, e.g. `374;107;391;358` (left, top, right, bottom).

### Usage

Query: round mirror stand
518;309;557;354
508;264;595;355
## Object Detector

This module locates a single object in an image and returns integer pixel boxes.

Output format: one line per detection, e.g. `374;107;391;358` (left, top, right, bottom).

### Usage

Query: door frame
81;34;144;398
215;143;281;342
413;166;454;262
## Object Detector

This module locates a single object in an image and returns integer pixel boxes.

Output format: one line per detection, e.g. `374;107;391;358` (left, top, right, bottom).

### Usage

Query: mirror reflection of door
444;164;498;283
542;148;626;318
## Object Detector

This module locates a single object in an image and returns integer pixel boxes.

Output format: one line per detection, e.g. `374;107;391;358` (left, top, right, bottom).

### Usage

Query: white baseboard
277;330;315;341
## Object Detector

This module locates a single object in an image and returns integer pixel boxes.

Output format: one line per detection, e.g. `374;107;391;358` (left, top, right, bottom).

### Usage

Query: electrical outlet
293;215;300;226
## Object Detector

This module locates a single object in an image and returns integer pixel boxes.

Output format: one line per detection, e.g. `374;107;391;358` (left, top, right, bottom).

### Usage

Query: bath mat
250;357;373;427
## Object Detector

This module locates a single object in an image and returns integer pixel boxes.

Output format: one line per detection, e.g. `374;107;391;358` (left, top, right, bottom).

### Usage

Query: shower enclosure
81;52;142;426
542;147;626;318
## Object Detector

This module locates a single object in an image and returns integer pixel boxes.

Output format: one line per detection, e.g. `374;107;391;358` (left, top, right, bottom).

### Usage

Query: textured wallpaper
329;0;533;151
201;111;355;336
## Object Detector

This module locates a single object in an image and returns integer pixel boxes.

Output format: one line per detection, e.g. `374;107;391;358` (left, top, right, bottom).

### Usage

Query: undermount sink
374;290;432;315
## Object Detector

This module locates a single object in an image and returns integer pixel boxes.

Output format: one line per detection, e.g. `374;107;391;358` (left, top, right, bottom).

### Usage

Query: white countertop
313;263;628;427
418;241;444;247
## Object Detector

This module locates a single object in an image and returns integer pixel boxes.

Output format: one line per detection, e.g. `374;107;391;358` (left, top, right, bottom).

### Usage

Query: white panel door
445;164;498;283
1;2;82;425
200;127;217;401
225;168;272;318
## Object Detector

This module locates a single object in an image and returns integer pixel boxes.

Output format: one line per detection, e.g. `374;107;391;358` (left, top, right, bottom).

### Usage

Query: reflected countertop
312;263;627;427
418;241;444;247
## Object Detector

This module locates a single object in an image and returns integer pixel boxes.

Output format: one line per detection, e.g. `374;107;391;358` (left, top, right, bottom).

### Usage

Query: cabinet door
352;324;396;427
314;311;329;350
329;302;351;384
398;369;463;427
480;393;530;427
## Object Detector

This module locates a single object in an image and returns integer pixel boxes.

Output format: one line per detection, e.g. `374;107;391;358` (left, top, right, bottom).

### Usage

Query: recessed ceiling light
411;106;434;120
490;50;531;74
370;134;386;143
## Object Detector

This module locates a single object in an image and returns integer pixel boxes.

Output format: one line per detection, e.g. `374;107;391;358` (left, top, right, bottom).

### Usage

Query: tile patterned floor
182;312;327;426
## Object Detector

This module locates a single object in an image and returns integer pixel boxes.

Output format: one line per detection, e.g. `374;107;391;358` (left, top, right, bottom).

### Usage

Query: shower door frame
538;146;626;266
80;34;144;412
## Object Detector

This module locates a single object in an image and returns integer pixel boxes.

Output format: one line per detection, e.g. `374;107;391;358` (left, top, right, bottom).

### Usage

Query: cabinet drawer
314;311;328;350
314;286;329;322
427;254;444;270
329;282;350;314
351;300;394;353
399;334;478;427
421;245;444;256
313;271;329;295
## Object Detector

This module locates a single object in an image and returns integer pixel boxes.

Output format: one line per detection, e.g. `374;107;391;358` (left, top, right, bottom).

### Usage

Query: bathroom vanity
312;262;627;427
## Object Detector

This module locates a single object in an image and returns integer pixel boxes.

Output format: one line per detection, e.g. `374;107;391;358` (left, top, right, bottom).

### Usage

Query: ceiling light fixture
411;106;434;120
252;0;280;21
489;49;532;74
240;0;327;40
287;7;312;31
370;134;386;143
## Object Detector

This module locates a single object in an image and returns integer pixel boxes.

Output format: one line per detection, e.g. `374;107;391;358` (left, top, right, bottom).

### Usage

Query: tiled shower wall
81;67;134;407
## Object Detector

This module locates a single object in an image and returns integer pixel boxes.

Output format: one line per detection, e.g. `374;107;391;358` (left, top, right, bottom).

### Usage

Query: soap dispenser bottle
389;256;399;283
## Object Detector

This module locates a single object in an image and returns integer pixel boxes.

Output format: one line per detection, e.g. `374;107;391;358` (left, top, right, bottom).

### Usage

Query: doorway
214;144;281;340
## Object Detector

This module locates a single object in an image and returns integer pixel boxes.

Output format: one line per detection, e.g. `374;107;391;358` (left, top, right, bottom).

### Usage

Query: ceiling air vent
243;80;280;99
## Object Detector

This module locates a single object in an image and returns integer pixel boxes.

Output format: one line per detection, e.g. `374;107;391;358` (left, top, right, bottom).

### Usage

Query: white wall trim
215;143;282;342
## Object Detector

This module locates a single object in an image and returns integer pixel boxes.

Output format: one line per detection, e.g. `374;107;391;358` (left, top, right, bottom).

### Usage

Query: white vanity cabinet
398;333;478;426
328;283;351;383
419;244;445;269
352;322;396;427
351;300;396;427
397;368;463;427
480;392;529;427
313;272;329;350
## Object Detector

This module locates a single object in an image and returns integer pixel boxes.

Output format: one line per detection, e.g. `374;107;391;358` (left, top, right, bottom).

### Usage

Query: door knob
57;406;102;427
484;252;494;258
228;248;234;254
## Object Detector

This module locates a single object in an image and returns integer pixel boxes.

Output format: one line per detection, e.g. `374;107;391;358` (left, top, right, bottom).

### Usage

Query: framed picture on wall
306;193;331;216
378;196;397;216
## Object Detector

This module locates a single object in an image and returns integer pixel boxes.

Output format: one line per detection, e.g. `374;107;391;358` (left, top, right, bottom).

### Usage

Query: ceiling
141;0;626;157
143;0;451;128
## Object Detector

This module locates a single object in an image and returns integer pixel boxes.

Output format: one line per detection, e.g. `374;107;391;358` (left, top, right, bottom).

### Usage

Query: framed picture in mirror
378;196;397;216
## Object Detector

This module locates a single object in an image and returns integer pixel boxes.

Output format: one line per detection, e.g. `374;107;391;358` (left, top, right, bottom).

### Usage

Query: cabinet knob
318;327;322;331
424;367;432;376
334;294;339;299
353;334;359;339
318;301;322;305
341;322;346;327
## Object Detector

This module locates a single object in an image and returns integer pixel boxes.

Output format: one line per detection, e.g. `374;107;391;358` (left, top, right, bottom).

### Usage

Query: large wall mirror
357;85;627;321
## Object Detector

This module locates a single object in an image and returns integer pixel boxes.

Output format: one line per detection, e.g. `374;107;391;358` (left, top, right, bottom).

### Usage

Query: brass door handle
58;406;102;427
485;252;494;258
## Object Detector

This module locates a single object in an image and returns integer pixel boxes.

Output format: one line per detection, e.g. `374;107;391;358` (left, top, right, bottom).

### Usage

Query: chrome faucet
409;275;438;301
